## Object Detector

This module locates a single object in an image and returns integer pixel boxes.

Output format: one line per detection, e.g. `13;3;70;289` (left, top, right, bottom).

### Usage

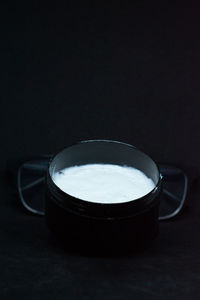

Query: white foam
52;164;155;203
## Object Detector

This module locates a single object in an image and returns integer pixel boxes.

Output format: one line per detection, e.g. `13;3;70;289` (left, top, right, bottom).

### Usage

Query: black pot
45;140;162;254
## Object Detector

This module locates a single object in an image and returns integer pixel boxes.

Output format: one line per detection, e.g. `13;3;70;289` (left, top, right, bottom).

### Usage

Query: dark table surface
1;3;200;299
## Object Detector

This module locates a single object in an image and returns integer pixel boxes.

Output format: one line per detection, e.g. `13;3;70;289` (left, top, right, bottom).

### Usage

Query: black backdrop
1;2;200;299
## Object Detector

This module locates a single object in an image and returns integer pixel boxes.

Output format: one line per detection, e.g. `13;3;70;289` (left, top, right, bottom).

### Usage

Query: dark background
1;2;200;299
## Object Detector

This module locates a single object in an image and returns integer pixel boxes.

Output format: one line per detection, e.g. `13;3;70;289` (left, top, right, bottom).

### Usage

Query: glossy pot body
45;140;162;253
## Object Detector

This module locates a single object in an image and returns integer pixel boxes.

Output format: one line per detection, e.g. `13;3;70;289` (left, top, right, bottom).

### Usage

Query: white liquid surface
52;164;155;204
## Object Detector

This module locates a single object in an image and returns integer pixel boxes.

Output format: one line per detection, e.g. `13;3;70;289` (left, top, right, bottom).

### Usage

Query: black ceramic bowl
45;140;162;253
